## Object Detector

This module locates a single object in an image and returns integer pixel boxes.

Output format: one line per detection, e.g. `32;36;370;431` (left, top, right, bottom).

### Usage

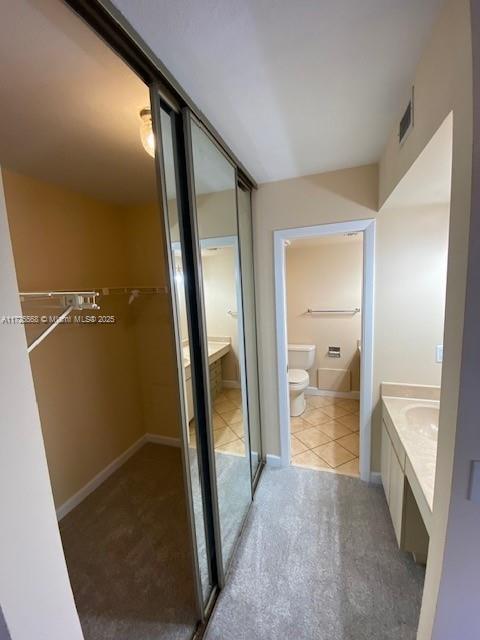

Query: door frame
273;218;375;482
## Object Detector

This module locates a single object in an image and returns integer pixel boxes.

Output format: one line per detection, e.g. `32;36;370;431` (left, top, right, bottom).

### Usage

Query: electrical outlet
436;345;443;363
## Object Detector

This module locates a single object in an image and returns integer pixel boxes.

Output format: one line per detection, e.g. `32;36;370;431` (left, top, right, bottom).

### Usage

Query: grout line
290;399;360;475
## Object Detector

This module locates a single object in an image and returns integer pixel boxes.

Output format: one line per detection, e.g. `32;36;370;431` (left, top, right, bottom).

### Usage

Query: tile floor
290;395;360;476
189;388;246;456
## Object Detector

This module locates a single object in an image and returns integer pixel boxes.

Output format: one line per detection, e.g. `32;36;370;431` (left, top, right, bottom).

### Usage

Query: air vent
399;87;414;145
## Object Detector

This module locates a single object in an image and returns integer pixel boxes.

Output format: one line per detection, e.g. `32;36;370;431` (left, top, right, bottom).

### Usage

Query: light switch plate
468;461;480;504
436;345;443;363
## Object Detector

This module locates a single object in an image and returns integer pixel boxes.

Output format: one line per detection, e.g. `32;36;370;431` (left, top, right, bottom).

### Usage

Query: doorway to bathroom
274;220;375;481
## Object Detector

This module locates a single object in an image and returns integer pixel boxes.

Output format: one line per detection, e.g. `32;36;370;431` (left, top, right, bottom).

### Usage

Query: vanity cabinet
381;420;405;547
381;391;435;565
380;421;391;499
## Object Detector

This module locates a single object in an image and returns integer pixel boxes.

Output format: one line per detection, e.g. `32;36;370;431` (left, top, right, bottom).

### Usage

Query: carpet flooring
60;443;198;640
205;465;425;640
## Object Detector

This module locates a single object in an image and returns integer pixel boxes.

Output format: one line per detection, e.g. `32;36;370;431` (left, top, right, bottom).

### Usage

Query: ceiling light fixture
139;107;155;158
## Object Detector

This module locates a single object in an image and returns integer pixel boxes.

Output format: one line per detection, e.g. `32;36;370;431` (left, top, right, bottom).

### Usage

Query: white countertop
382;396;438;513
182;340;231;378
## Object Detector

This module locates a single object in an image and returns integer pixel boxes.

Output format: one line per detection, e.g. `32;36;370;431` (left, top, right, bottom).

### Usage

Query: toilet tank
288;344;316;370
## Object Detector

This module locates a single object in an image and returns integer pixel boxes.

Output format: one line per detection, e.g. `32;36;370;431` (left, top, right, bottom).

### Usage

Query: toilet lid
288;368;309;385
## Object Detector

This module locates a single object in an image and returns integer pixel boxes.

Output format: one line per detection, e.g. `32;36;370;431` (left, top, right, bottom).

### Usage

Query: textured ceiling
111;0;445;183
0;0;446;204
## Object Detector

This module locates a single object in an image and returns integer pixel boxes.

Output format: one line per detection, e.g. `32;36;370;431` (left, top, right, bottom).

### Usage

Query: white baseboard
145;433;181;447
56;435;147;520
266;454;283;467
369;472;382;485
222;380;241;389
56;433;181;520
305;386;360;399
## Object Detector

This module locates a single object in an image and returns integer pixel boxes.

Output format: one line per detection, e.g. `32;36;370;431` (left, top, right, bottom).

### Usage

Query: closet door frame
182;108;264;575
150;87;220;620
150;84;204;622
181;107;228;587
236;180;265;491
151;90;265;613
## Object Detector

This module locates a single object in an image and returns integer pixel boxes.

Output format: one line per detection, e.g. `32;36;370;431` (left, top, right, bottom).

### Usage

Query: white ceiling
0;0;446;204
112;0;445;183
383;111;452;209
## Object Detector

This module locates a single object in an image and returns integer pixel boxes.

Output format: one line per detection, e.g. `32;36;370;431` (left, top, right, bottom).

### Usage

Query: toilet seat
288;368;309;389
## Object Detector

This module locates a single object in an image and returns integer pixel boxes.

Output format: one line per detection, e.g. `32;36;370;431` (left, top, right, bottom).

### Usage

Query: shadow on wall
0;607;11;640
303;168;380;210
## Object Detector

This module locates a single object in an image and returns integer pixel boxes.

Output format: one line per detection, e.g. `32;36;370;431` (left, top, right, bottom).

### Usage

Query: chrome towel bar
307;308;360;314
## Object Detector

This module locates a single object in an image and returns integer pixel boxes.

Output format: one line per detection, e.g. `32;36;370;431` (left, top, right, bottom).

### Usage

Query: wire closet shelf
19;286;168;352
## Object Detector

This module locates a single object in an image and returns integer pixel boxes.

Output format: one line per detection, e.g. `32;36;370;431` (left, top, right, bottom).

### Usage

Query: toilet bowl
287;344;316;417
288;368;310;416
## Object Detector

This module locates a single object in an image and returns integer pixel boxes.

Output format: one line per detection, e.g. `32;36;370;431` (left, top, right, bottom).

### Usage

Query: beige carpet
205;466;425;640
60;443;198;640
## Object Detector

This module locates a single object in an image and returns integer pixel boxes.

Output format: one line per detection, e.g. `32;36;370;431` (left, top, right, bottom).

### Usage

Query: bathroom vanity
182;339;232;423
381;383;439;563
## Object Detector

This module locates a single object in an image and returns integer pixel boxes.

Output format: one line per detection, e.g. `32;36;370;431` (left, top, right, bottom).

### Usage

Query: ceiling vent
399;87;414;145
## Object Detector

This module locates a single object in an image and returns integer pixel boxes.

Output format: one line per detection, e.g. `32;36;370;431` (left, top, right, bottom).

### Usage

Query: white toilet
288;344;316;417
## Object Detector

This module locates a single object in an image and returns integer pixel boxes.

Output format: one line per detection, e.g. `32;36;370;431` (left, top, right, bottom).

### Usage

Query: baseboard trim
305;386;360;399
369;472;382;485
56;433;182;520
56;434;147;521
145;433;181;447
266;454;283;467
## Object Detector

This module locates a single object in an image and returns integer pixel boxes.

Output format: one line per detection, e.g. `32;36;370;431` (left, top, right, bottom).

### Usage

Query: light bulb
139;107;155;158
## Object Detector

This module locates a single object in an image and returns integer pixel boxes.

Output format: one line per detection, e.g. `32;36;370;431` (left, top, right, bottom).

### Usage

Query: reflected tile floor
291;396;360;476
188;386;251;597
189;388;246;456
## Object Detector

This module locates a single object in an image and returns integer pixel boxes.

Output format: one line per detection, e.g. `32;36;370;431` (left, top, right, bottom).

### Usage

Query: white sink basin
404;405;439;439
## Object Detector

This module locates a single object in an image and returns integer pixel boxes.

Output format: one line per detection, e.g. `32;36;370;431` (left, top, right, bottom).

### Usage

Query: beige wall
372;203;450;467
254;161;450;475
286;238;362;391
384;0;475;637
0;171;83;639
123;202;183;439
431;3;480;635
377;0;475;636
202;247;240;382
253;164;378;457
2;170;183;508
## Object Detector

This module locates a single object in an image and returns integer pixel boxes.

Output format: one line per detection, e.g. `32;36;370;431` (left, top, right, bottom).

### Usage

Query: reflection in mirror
159;108;212;603
190;120;252;572
237;186;263;480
